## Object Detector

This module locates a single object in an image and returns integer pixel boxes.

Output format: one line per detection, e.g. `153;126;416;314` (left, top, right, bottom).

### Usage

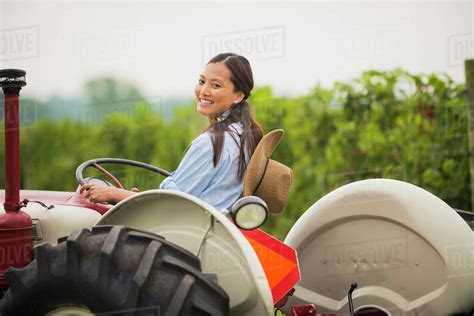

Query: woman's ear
234;91;245;104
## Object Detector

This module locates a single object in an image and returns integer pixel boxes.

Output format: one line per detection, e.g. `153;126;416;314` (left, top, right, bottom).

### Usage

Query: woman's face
194;62;244;119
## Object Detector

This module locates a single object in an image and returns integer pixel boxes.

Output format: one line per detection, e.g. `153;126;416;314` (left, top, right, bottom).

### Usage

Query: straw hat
243;129;293;214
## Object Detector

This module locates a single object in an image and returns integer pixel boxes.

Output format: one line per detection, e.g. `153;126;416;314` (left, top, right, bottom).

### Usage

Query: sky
0;1;473;102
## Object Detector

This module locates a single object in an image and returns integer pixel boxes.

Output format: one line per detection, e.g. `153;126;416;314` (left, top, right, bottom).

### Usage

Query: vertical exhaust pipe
1;69;26;212
0;69;33;294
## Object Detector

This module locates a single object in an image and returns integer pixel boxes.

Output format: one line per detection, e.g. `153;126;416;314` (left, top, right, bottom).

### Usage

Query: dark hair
206;53;263;180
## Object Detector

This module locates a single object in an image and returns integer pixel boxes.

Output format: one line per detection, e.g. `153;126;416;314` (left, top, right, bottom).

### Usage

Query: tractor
0;69;473;315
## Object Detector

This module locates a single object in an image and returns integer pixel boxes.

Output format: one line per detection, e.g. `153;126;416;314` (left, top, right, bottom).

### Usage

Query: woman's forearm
109;187;137;203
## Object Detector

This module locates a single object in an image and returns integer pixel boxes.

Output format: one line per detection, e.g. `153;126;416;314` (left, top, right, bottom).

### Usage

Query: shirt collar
219;108;232;120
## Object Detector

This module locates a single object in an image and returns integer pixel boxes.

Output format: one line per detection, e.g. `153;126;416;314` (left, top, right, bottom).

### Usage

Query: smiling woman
82;53;264;211
160;53;263;209
195;62;244;118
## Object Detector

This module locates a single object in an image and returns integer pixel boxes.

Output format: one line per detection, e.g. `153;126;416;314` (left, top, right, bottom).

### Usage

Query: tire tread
0;225;229;316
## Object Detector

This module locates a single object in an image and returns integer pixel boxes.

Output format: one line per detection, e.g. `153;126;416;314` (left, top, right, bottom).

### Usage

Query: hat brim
243;129;284;196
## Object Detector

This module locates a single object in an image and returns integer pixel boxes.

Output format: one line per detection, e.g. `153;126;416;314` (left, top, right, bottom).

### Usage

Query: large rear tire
0;225;229;315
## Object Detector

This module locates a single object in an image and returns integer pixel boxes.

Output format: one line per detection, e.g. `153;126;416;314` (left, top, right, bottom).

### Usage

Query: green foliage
0;69;468;241
253;69;468;240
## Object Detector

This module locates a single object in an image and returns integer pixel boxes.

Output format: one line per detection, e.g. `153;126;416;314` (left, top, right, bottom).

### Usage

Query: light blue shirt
159;122;244;211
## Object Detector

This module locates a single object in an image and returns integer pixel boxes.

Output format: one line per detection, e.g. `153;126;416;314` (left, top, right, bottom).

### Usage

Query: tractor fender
18;203;101;246
96;189;274;316
284;178;474;315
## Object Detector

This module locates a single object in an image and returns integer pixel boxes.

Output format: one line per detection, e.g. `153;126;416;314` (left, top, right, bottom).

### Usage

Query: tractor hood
0;189;111;215
0;189;107;246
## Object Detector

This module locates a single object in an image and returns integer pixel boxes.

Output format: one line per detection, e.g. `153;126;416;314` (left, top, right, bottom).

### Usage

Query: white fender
96;189;274;316
284;179;474;315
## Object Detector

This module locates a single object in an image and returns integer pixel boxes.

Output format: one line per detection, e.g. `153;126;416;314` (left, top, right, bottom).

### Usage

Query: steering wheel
76;158;172;188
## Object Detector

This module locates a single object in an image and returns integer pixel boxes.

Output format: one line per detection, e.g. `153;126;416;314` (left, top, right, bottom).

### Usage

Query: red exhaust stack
0;69;33;294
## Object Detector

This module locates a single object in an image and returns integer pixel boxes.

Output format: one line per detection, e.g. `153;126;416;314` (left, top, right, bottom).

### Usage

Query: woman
81;53;263;210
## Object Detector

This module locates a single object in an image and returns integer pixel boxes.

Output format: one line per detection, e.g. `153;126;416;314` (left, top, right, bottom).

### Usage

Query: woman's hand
80;184;138;203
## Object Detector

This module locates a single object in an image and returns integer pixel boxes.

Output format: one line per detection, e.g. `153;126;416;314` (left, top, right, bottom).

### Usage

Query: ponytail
207;100;262;180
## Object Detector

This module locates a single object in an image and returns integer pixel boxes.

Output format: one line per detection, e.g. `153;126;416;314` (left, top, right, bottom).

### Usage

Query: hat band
252;157;270;195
